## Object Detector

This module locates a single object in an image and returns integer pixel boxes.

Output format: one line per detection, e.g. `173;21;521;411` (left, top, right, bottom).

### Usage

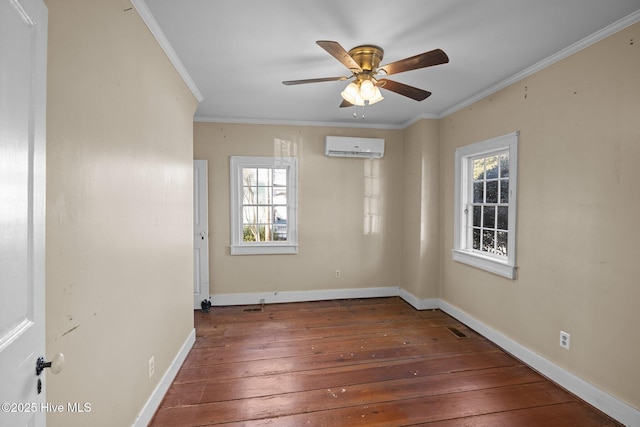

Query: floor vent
446;327;468;338
241;307;264;313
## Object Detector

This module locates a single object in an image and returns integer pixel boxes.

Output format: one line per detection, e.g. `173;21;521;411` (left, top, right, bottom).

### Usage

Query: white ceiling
143;0;640;128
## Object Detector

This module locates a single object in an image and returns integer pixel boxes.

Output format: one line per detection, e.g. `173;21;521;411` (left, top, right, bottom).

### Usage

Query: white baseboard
398;288;439;310
132;328;196;427
211;286;401;306
438;300;640;427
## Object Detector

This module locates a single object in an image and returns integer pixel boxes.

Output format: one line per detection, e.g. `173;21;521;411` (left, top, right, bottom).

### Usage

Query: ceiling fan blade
282;76;349;85
316;40;362;73
379;49;449;76
378;79;432;101
339;99;353;108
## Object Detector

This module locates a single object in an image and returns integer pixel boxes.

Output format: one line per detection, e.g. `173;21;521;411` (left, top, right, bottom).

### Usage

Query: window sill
230;244;298;255
452;249;516;279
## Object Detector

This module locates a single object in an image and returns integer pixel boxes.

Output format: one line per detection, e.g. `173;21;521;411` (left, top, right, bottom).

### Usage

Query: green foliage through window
470;152;509;256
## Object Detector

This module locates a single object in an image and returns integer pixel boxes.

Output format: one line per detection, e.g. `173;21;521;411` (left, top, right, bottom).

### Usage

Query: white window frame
452;131;518;278
230;156;298;255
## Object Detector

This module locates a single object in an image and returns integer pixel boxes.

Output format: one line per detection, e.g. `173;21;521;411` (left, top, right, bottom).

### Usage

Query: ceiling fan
283;40;449;107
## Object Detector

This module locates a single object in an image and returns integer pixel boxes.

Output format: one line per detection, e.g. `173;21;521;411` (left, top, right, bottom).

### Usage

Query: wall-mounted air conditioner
324;136;385;159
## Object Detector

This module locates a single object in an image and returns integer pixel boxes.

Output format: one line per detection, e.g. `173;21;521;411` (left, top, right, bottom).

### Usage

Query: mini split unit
324;136;385;159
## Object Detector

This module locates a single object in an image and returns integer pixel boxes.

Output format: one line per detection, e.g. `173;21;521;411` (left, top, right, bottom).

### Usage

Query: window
453;131;518;278
230;156;298;255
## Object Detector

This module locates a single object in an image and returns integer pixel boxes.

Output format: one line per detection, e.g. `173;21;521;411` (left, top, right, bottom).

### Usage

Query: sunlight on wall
273;137;300;158
419;155;435;259
364;159;382;235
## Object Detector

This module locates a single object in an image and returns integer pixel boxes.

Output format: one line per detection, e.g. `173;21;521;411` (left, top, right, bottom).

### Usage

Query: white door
193;160;210;310
0;0;48;426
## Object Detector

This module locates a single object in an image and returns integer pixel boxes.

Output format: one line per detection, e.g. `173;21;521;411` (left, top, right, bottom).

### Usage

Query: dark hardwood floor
150;297;620;426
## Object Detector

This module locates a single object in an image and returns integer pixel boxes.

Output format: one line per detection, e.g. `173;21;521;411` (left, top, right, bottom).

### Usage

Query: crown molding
193;115;404;130
401;112;441;129
130;0;204;103
439;9;640;119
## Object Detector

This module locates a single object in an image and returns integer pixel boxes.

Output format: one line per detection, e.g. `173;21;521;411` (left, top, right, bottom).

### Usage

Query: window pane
500;179;509;203
486;180;498;203
273;223;287;241
257;168;271;186
473;182;484;203
473;206;481;227
258;206;271;223
483;206;495;229
243;206;257;226
243;186;257;205
257;186;271;204
274;206;287;222
242;168;257;186
473;158;484;180
273;168;287;186
485;156;499;179
245;225;265;242
500;153;509;178
473;228;481;250
497;206;508;230
482;230;495;252
261;224;272;241
243;225;258;242
273;188;287;205
497;231;508;256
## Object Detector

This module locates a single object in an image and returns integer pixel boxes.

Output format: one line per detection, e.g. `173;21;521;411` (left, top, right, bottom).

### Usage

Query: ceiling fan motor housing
348;45;384;72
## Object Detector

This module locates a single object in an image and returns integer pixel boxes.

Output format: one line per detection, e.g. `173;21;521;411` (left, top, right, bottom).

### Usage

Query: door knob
200;231;206;240
36;353;65;376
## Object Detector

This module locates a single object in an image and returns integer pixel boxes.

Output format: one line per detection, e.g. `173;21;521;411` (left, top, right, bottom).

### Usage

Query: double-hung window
230;156;298;255
453;132;518;278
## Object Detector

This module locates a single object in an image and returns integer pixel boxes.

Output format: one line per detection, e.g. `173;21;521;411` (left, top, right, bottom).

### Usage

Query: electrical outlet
559;331;570;350
149;356;155;378
335;269;341;279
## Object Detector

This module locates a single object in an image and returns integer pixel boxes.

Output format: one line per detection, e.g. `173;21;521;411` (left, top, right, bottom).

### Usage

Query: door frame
193;159;210;309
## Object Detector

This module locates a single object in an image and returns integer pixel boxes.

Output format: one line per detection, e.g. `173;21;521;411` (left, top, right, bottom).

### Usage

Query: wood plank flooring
150;297;620;426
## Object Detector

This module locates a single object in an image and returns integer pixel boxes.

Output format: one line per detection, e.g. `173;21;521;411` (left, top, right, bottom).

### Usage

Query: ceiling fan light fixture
341;82;365;106
359;79;376;100
367;86;384;105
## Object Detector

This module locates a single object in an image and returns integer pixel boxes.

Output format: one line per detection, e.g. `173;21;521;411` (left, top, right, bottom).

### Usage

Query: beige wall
439;22;640;409
401;119;441;299
45;0;198;425
194;123;403;296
